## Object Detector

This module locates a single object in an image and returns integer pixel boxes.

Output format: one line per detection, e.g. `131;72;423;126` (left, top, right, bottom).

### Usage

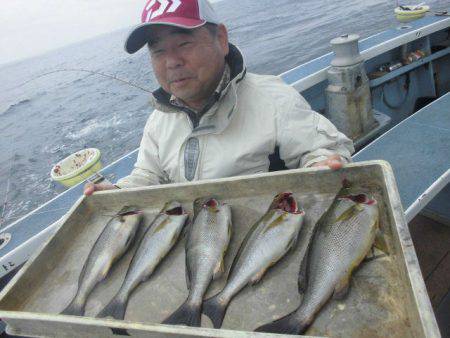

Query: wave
0;98;32;116
65;115;123;140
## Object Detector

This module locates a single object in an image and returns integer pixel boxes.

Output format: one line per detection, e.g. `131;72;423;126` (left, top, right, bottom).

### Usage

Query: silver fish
61;206;142;316
97;201;189;319
255;186;379;334
202;192;305;328
163;198;232;327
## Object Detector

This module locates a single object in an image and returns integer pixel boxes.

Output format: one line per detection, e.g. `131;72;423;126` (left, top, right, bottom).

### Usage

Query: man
84;0;353;195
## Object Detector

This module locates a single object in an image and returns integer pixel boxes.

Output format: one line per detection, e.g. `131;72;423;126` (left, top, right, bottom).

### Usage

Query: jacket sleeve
115;113;167;188
276;91;354;168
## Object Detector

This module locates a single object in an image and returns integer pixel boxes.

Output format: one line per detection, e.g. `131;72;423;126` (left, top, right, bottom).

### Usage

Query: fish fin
255;311;308;334
213;257;225;280
153;218;170;234
185;259;192;291
374;229;389;255
333;275;350;300
61;297;85;316
96;294;127;319
298;227;316;294
162;300;201;327
169;230;180;248
184;224;193;291
125;232;136;249
284;232;295;252
228;217;262;278
262;214;286;234
335;204;362;223
249;267;268;285
298;253;308;294
202;295;228;329
247;231;302;294
181;215;193;239
181;222;189;238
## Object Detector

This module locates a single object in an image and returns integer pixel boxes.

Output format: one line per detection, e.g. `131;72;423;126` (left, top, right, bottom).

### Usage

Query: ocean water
0;0;448;227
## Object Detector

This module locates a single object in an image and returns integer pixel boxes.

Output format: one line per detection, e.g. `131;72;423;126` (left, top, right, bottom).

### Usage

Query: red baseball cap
125;0;220;54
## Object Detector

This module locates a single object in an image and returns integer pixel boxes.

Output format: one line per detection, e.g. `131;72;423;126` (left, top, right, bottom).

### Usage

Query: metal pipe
405;169;450;222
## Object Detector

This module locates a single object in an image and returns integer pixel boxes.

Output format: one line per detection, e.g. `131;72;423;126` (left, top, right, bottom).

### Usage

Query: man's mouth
171;77;191;85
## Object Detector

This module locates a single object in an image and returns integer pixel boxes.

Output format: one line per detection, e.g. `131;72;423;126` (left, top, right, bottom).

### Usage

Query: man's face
148;24;229;108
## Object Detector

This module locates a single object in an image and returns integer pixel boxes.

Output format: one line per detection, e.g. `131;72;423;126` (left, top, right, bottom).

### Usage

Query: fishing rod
17;68;152;93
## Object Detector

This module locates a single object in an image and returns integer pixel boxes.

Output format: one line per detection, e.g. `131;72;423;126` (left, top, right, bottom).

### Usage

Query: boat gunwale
282;16;450;92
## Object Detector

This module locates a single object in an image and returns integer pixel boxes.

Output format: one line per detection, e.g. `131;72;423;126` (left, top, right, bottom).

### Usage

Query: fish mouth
117;206;142;216
203;198;219;209
163;201;187;215
342;194;377;205
273;192;304;214
166;206;185;215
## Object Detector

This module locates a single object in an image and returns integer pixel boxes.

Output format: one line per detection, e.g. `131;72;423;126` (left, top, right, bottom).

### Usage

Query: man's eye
151;49;164;56
179;41;192;47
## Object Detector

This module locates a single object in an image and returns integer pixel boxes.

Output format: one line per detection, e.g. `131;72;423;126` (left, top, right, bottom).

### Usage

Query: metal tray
0;161;439;337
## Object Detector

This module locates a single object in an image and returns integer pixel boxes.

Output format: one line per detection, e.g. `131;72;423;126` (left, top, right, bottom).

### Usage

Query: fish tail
61;297;85;316
255;311;308;334
162;300;201;327
202;295;228;329
96;293;128;320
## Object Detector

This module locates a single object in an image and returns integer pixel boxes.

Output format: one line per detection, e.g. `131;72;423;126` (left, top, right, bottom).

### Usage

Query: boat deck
354;92;450;222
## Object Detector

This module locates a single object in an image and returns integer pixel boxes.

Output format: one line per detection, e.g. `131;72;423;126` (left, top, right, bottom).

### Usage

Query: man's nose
165;50;184;69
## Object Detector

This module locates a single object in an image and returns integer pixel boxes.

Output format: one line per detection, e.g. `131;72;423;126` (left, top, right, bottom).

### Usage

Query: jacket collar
150;43;246;119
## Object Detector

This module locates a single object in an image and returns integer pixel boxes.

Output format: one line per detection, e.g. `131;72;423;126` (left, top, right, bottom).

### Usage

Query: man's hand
84;182;118;196
310;154;345;170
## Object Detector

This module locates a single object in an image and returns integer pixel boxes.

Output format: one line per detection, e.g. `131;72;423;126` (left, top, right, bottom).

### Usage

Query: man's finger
84;183;95;196
84;182;117;196
95;183;116;191
327;159;343;170
310;155;344;170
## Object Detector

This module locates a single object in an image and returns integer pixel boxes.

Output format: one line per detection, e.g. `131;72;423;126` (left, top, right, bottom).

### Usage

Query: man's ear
217;24;229;56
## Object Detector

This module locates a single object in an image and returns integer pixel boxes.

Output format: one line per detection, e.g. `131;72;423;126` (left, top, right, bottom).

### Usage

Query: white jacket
116;45;354;188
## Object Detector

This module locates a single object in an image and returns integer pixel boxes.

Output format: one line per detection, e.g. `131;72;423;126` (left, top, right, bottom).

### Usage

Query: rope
381;73;410;110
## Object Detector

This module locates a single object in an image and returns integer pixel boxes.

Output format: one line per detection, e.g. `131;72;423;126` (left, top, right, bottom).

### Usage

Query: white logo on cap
145;0;182;21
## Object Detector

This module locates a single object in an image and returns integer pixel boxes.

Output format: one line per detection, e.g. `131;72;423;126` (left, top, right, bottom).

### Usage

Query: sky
0;0;146;66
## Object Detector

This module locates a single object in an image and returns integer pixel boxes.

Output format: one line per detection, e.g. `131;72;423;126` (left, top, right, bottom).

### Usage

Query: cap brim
125;18;206;54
